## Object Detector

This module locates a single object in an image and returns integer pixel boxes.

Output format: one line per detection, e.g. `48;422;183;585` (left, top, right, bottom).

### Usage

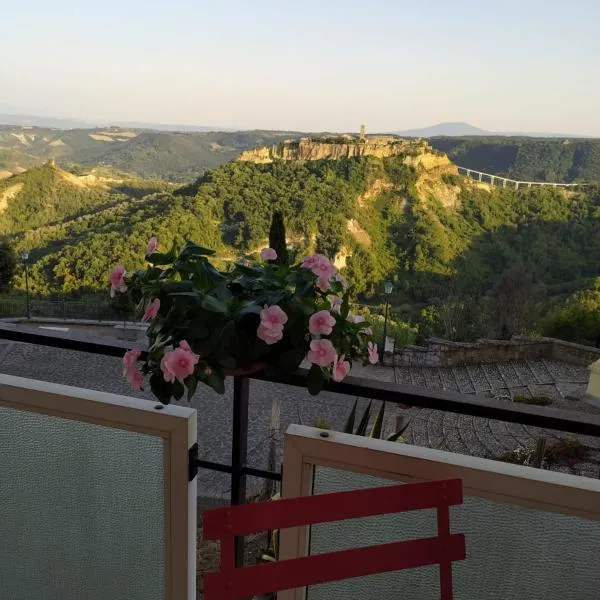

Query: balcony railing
1;320;599;574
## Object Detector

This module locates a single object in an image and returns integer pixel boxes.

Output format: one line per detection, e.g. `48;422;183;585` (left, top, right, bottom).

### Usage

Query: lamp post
380;280;393;363
20;250;30;319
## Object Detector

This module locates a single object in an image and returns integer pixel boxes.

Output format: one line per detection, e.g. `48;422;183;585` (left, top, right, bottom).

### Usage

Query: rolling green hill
430;137;600;182
0;127;300;181
0;162;171;234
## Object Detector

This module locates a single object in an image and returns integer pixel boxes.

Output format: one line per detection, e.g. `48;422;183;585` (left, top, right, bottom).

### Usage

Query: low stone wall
394;336;600;367
2;318;148;342
548;338;600;366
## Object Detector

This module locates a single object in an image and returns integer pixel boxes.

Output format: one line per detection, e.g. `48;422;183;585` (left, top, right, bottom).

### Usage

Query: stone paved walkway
1;338;599;501
395;360;600;478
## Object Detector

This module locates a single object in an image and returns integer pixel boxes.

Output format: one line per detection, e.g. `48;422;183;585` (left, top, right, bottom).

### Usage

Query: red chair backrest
203;478;465;600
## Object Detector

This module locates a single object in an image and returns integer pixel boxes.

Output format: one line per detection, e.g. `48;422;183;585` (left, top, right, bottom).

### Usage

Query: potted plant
111;237;379;404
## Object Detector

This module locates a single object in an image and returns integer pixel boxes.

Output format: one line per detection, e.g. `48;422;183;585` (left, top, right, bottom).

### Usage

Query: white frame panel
279;424;600;600
0;374;197;600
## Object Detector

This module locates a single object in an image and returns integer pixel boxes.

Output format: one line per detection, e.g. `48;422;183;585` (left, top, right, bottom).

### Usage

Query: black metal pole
231;376;249;566
24;263;30;320
380;298;389;362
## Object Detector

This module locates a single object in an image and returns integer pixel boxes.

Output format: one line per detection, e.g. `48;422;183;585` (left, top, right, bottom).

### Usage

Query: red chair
203;478;466;600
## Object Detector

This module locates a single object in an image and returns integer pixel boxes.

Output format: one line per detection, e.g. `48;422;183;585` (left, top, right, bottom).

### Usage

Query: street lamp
380;280;393;362
20;250;30;320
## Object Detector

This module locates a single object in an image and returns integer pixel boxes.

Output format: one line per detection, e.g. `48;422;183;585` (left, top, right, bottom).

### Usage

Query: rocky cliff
238;138;437;163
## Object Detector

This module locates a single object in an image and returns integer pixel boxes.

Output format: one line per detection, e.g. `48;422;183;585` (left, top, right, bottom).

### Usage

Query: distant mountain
110;121;233;132
0;113;90;129
395;121;595;139
396;122;490;137
0;112;234;132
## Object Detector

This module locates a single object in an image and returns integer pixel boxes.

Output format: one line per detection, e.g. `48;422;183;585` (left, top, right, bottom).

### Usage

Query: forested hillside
4;150;600;330
430;137;600;182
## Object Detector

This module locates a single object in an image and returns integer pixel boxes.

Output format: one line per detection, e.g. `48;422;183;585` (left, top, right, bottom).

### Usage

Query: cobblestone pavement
1;339;599;501
395;360;600;479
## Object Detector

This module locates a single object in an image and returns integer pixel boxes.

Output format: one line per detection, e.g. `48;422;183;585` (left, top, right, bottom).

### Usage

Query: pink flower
257;305;287;345
330;295;343;313
126;368;144;391
347;314;365;324
257;323;284;345
179;340;194;353
260;247;277;261
368;341;378;364
146;236;157;255
360;327;373;336
307;339;337;367
109;265;127;297
332;354;351;382
260;305;288;330
316;276;331;292
141;298;160;322
122;348;142;376
301;254;322;270
309;310;336;336
160;344;199;383
312;258;337;280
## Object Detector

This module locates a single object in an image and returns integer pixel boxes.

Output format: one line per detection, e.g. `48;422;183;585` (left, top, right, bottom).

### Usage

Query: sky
1;0;599;134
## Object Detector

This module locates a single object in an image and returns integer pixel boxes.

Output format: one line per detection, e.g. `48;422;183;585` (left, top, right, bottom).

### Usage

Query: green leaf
146;252;175;266
205;371;226;394
179;241;216;259
147;242;178;266
149;373;172;405
168;291;201;298
387;417;411;442
160;281;196;294
307;364;324;396
185;375;198;401
356;401;372;436
201;294;228;314
341;294;351;319
344;399;358;434
369;402;386;439
235;303;262;319
278;348;305;370
216;354;236;369
172;380;185;401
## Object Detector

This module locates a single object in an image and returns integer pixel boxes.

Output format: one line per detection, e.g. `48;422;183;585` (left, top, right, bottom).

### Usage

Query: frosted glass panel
309;467;600;600
0;405;165;600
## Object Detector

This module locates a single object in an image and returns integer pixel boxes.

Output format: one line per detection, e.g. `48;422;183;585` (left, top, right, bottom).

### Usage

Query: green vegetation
0;164;129;234
430;137;600;182
513;395;552;407
268;211;289;265
541;283;600;345
0;241;16;292
343;400;409;441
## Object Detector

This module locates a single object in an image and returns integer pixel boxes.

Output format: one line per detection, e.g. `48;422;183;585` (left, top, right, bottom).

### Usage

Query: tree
268;211;289;265
541;284;600;346
0;241;17;293
490;267;538;339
